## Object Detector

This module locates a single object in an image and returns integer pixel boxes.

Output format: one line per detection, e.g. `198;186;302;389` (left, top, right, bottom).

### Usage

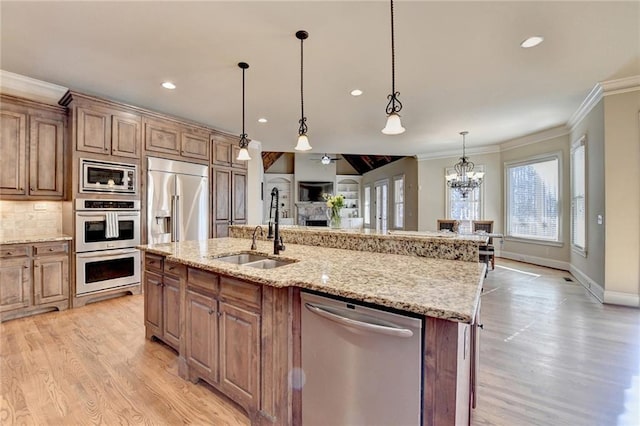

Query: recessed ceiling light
162;81;176;90
258;118;268;123
350;89;363;96
520;36;544;48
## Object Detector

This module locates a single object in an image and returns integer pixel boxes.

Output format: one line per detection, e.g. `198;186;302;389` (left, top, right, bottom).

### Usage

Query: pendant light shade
382;0;405;135
236;62;251;161
295;30;312;151
382;112;405;135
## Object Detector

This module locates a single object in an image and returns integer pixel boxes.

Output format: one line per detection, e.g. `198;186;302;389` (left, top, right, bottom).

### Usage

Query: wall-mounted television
298;181;333;202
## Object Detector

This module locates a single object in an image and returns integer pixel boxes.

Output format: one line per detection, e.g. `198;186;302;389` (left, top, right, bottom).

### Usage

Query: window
445;166;483;233
505;154;561;243
363;185;371;226
393;175;404;228
571;136;586;254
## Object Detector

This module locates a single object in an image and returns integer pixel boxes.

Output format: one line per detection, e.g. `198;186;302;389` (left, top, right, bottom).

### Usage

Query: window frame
504;151;563;246
363;184;371;227
392;174;405;229
571;135;587;256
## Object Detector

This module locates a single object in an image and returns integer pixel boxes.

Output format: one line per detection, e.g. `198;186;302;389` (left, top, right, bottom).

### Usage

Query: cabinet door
0;258;31;312
213;168;231;237
0;110;27;195
145;118;180;155
162;274;181;349
29;115;65;197
181;130;209;161
232;171;247;223
186;289;219;383
212;138;232;166
219;301;260;408
111;112;141;159
33;255;69;305
144;271;163;337
77;107;111;154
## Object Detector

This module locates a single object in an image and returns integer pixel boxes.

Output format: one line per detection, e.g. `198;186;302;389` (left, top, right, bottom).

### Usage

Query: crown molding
0;70;67;105
499;125;570;152
567;83;603;130
600;75;640;96
416;145;501;161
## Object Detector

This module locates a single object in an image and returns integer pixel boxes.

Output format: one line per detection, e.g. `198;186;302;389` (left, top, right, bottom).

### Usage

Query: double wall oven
75;199;141;295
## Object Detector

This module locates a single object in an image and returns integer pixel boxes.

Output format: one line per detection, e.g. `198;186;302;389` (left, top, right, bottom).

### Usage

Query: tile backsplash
0;201;63;240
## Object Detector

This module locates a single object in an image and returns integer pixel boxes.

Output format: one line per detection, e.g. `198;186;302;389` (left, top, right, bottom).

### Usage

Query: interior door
147;170;175;244
176;173;209;241
374;180;389;233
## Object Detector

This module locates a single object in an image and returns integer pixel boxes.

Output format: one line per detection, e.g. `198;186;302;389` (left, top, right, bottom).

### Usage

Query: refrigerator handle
170;195;176;242
174;195;180;241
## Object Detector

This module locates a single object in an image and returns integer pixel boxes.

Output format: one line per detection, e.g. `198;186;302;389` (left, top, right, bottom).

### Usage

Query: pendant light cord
242;67;246;138
297;31;308;136
385;0;402;115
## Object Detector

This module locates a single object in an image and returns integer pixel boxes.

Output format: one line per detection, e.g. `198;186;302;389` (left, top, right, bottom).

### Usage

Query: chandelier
446;131;484;198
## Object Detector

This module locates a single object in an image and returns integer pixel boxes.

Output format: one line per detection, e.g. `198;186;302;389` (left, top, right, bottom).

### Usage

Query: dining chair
472;220;495;270
437;219;459;233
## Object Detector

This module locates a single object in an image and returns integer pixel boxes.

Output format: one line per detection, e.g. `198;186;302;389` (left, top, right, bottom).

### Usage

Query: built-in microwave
80;158;137;194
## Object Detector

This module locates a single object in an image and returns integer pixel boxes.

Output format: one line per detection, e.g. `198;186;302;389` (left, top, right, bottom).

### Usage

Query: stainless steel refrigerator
147;157;209;244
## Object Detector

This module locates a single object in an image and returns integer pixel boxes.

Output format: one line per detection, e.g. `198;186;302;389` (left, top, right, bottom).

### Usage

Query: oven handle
76;212;140;218
76;248;140;259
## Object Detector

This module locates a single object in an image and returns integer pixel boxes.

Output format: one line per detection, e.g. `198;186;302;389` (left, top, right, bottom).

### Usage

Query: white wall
246;141;263;225
603;89;640;307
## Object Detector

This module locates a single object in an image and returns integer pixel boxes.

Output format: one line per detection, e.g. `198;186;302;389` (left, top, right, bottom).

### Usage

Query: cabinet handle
30;187;34;191
19;187;24;191
34;264;40;268
217;312;222;317
23;265;29;269
7;252;12;255
49;248;54;251
104;148;109;151
168;266;174;271
208;309;214;315
477;323;484;329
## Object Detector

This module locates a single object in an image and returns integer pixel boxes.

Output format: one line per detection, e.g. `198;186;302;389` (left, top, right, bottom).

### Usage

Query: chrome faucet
251;226;264;250
270;187;285;255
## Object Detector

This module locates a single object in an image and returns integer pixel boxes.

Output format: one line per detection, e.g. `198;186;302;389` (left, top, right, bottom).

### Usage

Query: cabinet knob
477;323;484;329
30;187;34;191
23;265;29;269
19;187;24;191
7;252;12;255
34;264;40;268
208;309;214;315
49;248;54;251
104;148;109;151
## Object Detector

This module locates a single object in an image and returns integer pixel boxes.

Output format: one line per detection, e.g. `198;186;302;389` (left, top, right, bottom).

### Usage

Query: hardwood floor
1;259;638;425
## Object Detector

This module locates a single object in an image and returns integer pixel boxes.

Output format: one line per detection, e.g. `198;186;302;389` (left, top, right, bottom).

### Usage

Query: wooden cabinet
143;253;185;351
76;106;141;159
0;109;27;195
0;241;70;322
213;168;247;237
211;133;247;169
145;117;210;162
181;267;261;412
1;95;66;200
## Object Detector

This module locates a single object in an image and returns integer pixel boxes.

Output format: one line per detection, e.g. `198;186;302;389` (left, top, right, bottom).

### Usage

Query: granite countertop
0;234;73;245
139;238;485;323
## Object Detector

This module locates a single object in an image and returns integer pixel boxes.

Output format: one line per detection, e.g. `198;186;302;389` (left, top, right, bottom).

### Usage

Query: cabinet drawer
33;242;68;256
188;268;219;293
165;260;186;278
0;245;30;258
145;253;164;272
220;276;261;311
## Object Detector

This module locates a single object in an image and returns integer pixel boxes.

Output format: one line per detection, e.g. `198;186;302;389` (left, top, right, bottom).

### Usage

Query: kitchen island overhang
138;237;484;425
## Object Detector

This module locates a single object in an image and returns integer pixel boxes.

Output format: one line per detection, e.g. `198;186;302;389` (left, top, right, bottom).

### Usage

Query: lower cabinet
0;241;70;321
143;254;184;351
185;288;219;383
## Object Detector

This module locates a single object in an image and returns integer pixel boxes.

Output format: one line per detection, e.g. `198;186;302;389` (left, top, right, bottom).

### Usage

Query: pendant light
294;30;312;151
236;62;251;161
382;0;405;135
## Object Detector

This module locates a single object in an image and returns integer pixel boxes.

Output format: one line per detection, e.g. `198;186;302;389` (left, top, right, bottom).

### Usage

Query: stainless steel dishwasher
301;291;423;426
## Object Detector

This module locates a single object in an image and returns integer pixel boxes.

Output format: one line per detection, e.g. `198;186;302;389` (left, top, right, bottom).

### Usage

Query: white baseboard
500;251;570;271
604;291;640;308
569;265;605;302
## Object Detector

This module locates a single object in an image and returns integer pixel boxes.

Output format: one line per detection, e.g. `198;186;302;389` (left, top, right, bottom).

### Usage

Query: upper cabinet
1;95;66;200
145;116;209;162
212;132;247;169
76;105;141;159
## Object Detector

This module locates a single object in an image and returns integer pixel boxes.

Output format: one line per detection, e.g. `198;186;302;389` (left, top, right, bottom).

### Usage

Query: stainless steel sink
244;258;296;269
215;253;271;264
213;252;296;269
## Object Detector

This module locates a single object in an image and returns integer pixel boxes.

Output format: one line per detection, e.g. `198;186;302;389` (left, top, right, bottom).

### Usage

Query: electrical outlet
34;203;47;211
597;214;603;225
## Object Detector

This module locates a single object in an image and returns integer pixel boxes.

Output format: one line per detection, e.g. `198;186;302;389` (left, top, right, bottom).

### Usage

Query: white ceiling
1;1;638;156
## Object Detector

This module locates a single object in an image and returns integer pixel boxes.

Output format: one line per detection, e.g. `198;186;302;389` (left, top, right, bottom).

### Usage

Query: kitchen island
139;237;484;425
